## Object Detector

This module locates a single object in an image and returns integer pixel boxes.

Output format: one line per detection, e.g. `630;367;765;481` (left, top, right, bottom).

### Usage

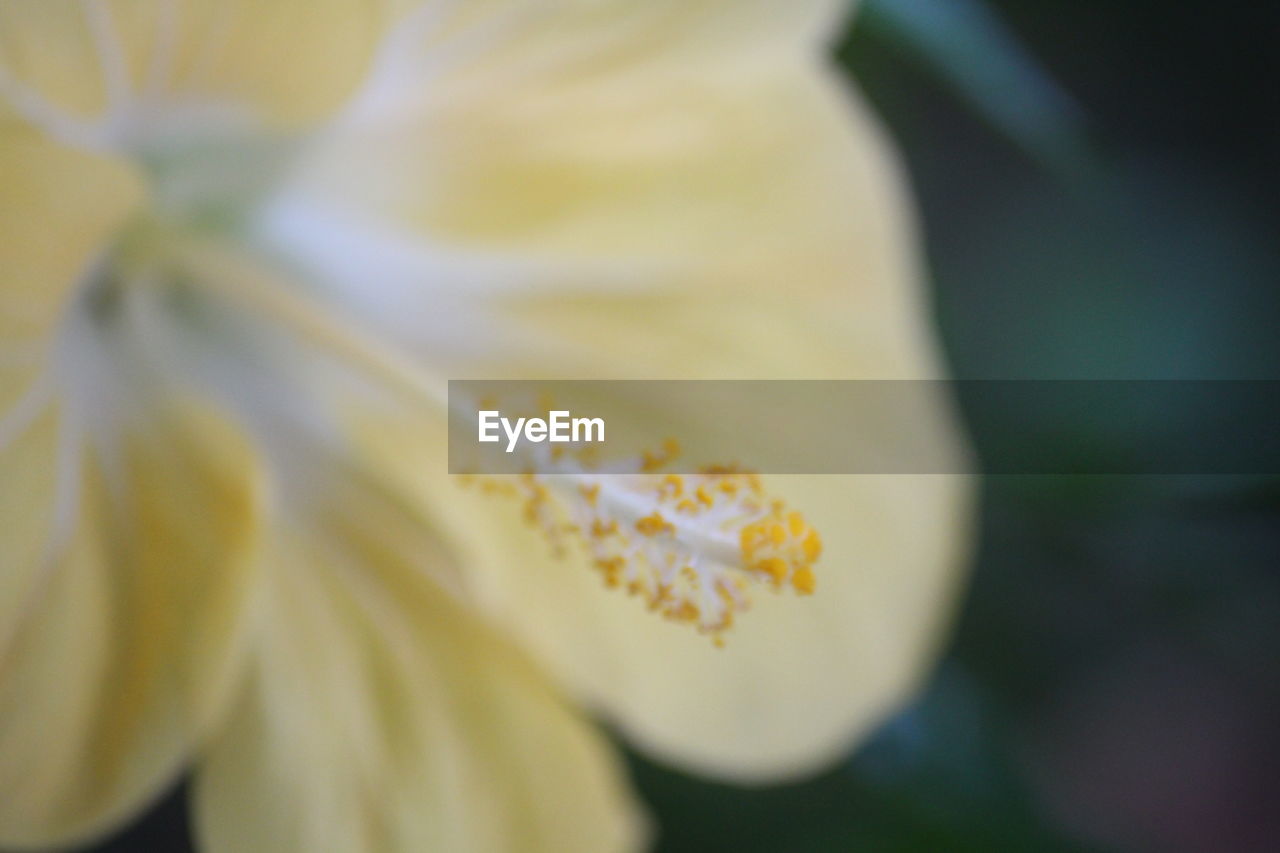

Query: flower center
133;129;303;234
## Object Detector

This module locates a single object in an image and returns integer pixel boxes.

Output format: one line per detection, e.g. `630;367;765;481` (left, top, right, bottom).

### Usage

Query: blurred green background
638;3;1280;851
92;1;1280;851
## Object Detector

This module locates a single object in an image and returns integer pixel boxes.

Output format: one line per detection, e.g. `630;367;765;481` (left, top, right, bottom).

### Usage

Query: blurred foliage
860;0;1092;177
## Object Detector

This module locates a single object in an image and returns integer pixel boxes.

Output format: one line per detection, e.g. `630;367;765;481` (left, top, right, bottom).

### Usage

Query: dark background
91;2;1280;851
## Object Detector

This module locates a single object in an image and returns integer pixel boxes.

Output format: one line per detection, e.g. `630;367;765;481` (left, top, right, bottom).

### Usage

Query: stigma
468;443;822;646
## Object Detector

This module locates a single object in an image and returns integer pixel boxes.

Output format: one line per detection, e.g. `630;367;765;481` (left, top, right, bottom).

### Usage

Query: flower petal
387;0;846;70
0;124;140;656
0;0;388;143
371;374;970;782
193;465;644;853
426;469;970;781
346;67;972;780
262;6;857;313
0;124;141;347
0;401;263;848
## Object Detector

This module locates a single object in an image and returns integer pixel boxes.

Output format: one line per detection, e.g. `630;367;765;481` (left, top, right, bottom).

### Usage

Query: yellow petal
348;68;972;780
0;410;61;670
373;379;970;781
0;124;141;346
0;401;263;848
193;465;644;853
267;9;860;308
0;0;387;134
1;124;141;671
425;469;970;780
390;0;845;66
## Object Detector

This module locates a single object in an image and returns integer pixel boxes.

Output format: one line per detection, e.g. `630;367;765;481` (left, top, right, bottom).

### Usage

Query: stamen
472;445;822;646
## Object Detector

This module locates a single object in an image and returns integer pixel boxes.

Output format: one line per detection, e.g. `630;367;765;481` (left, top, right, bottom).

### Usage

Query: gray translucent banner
448;380;1280;475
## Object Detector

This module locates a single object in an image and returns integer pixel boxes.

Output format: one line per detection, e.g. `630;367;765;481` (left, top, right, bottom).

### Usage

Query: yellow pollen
577;445;601;469
803;530;823;561
635;512;673;537
793;567;817;595
641;438;681;472
471;438;821;645
788;512;806;536
757;557;789;585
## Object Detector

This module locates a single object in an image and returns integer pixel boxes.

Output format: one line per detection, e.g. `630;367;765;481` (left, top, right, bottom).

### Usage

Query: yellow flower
0;1;971;851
